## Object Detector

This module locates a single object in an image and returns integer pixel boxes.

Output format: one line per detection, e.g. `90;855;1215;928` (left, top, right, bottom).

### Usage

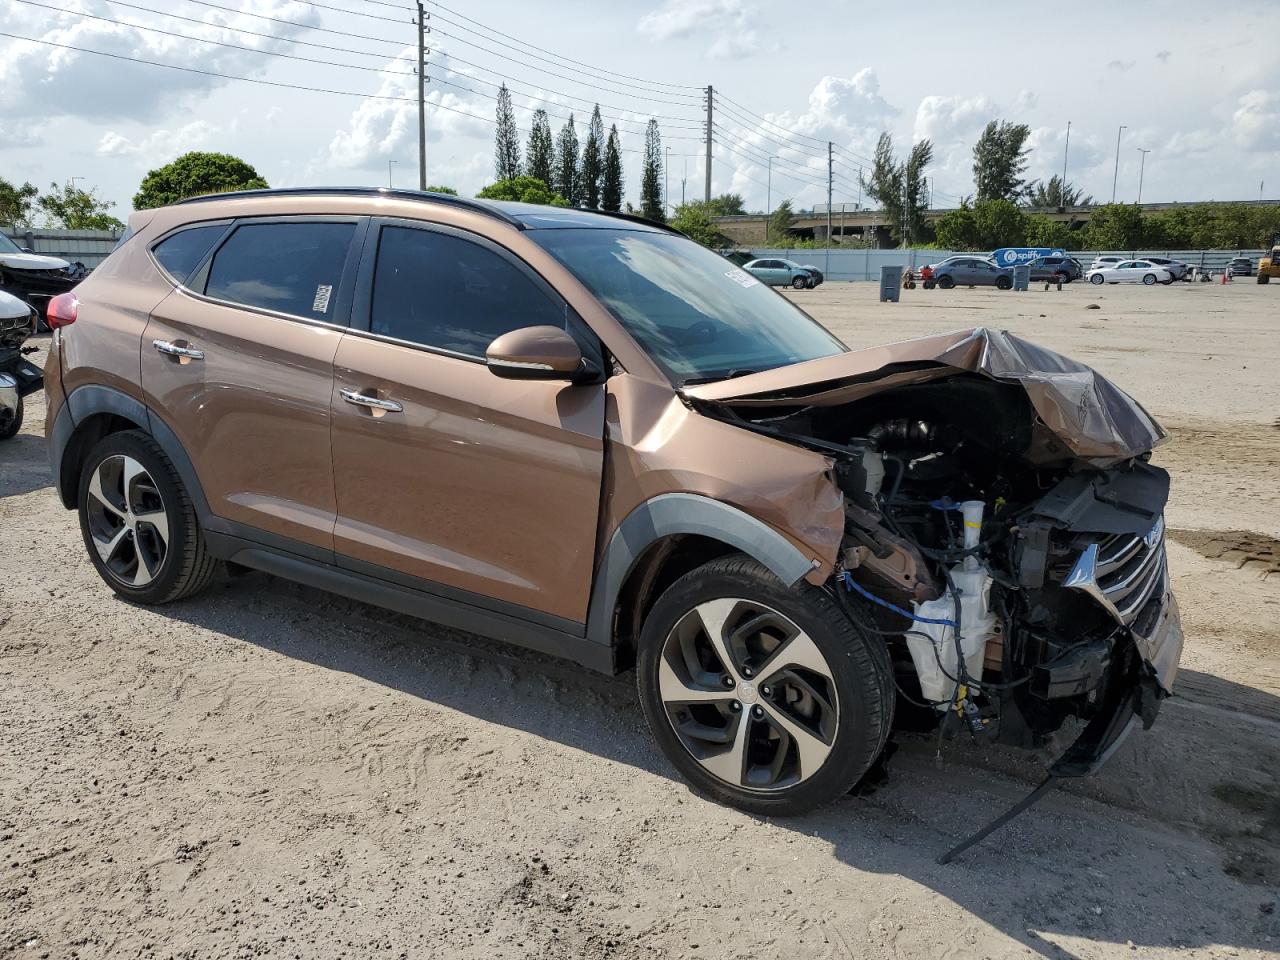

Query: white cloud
637;0;770;60
1231;89;1280;151
96;121;218;160
1107;59;1135;72
1155;49;1172;63
0;0;322;123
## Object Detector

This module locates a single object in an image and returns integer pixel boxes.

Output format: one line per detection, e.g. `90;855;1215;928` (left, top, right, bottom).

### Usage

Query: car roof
176;187;676;234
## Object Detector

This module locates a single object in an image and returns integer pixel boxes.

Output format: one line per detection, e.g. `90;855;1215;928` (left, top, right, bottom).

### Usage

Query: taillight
47;292;78;329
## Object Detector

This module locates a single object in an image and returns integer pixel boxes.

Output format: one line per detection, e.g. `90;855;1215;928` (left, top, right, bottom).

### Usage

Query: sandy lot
1;279;1277;959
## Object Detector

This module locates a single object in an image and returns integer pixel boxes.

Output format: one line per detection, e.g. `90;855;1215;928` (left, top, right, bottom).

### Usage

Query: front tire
637;556;892;816
1089;273;1104;285
937;275;955;290
77;430;219;604
792;276;807;290
995;276;1012;290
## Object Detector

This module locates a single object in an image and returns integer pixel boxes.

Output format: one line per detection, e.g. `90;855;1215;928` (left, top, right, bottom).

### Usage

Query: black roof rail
174;187;525;229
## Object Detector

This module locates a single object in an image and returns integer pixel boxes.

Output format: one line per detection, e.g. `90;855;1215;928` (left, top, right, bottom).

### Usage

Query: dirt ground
1;279;1277;959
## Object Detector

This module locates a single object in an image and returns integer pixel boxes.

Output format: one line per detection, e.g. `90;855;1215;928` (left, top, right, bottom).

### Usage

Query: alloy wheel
84;455;170;587
657;598;839;791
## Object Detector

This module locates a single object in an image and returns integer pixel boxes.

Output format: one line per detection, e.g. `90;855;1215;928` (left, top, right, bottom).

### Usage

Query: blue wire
841;571;957;628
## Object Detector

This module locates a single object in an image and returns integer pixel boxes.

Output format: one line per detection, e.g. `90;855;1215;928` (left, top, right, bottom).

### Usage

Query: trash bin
1013;265;1030;291
880;265;903;302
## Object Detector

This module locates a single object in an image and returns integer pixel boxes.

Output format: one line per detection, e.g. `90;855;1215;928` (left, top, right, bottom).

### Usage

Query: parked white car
1089;255;1126;271
1086;260;1173;285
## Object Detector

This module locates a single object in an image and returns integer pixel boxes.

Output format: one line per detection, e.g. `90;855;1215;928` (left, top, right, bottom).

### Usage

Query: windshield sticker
312;284;333;314
724;267;758;288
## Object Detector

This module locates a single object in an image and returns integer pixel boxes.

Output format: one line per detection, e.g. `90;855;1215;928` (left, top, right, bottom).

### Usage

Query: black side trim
205;532;614;674
66;382;148;427
585;493;816;648
47;401;74;503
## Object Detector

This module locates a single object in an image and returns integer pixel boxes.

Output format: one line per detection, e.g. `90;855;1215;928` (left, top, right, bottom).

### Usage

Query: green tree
424;184;458;195
554;114;580;205
475;175;568;206
903;140;934;245
1027;175;1091;208
971;198;1028;249
580;105;604;209
861;133;905;243
670;202;726;247
972;120;1032;202
0;177;39;227
933;204;978;249
639;119;664;222
38;182;125;231
601;124;623;212
1024;214;1080;250
526;110;554;187
705;193;746;216
1078;203;1145;249
494;84;521;182
768;199;795;243
133;152;268;209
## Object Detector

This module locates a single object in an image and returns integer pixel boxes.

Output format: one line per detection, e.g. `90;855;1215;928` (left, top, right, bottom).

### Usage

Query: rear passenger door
141;216;367;558
328;219;606;625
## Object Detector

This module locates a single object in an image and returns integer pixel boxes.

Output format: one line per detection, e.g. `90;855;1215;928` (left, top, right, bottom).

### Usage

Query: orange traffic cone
1220;269;1230;284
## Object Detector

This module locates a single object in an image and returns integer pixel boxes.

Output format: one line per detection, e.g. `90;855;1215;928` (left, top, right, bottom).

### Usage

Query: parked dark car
0;232;87;324
931;257;1013;290
1025;255;1082;283
1228;257;1253;277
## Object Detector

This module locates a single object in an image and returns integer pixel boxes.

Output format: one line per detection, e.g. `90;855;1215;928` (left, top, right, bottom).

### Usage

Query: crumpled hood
0;252;70;271
682;327;1167;462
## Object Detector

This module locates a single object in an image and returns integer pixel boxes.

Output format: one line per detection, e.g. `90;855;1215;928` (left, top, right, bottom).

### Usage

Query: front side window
153;224;227;284
530;227;845;385
205;221;355;320
369;226;565;357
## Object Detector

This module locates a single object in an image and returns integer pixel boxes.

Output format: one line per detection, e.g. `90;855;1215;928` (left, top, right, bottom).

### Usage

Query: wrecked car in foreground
46;190;1181;840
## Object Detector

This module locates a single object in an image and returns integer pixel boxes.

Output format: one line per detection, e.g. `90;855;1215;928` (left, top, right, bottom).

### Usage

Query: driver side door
329;219;607;625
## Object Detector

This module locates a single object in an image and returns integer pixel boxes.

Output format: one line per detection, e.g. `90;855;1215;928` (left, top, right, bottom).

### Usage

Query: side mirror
19;247;33;254
486;325;588;381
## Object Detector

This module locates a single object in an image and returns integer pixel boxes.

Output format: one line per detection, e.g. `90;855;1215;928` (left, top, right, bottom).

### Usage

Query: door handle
340;388;403;413
152;339;204;361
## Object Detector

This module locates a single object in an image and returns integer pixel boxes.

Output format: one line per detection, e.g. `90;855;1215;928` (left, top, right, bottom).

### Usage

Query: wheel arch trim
53;384;210;519
586;492;815;649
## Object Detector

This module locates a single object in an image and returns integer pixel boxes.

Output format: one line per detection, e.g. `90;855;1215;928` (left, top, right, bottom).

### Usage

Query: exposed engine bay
687;330;1181;760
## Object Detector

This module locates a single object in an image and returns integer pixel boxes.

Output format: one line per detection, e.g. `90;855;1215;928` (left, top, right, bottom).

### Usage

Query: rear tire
637;555;892;816
77;430;219;605
1258;275;1269;284
0;394;21;441
1143;273;1157;285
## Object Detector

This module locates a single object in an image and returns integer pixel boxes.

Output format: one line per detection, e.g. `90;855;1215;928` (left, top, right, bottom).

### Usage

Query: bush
475;176;568;206
133;152;268;209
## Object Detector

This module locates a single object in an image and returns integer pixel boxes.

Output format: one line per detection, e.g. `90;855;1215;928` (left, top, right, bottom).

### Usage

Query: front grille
1064;517;1167;627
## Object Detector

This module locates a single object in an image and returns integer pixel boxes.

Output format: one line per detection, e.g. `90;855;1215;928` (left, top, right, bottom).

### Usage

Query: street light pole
1061;120;1071;204
1111;124;1126;203
388;159;398;188
1135;148;1150;204
664;146;670;214
767;155;777;218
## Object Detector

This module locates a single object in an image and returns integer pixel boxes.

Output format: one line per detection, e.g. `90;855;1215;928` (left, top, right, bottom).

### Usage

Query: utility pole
826;142;833;246
1061;120;1071;205
664;146;670;214
704;86;713;203
1136;148;1150;204
417;1;428;189
856;166;862;210
767;155;777;218
681;156;687;206
1110;124;1126;204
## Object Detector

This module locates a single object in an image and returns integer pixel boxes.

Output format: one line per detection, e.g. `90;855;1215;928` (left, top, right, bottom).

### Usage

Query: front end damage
684;327;1183;777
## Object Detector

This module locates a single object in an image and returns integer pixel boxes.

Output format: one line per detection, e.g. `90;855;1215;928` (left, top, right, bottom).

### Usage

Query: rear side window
205;221;356;320
152;225;226;284
369;226;564;357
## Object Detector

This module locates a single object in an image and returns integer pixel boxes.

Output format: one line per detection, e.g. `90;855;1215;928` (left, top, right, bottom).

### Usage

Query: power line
12;0;416;76
712;129;833;188
427;0;703;91
180;0;407;48
289;0;413;24
713;138;831;191
429;25;700;106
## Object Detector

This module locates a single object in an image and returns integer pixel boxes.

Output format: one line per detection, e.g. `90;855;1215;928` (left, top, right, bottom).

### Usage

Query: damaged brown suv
45;189;1182;817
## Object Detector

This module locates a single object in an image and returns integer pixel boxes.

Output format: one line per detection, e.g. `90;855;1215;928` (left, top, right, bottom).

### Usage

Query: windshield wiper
680;368;757;387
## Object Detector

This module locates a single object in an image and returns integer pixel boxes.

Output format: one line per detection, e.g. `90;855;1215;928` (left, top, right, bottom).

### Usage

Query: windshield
0;234;22;254
530;228;845;384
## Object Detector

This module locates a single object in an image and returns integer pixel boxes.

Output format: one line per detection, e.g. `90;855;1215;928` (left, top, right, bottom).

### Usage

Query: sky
1;0;1278;220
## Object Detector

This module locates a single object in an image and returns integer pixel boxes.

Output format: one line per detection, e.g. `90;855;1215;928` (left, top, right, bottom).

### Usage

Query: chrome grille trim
1063;517;1167;626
